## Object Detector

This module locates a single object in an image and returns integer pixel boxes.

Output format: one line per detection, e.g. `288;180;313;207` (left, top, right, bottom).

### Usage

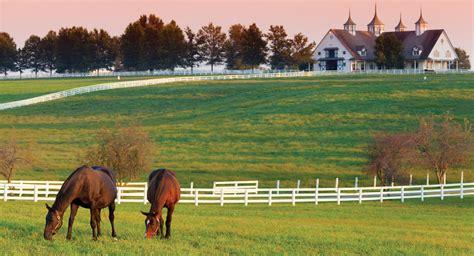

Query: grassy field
0;74;473;188
0;197;473;255
0;76;164;103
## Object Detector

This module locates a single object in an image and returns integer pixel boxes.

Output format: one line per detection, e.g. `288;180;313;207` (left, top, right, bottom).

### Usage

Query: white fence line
0;180;472;206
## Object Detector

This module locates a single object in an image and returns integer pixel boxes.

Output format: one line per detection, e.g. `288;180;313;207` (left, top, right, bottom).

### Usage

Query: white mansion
314;6;459;72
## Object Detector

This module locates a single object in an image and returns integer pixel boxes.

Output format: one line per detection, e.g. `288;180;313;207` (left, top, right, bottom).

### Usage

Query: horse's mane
52;165;89;210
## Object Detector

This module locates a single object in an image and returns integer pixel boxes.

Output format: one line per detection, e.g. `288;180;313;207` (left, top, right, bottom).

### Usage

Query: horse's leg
108;203;117;237
89;208;98;241
165;204;175;239
159;215;164;239
96;209;102;237
66;203;79;240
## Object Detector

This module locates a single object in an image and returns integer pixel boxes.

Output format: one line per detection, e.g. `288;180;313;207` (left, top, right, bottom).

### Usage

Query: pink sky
1;0;473;59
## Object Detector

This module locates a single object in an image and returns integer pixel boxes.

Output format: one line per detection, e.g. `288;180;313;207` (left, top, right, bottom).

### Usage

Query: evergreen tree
224;24;245;70
266;25;292;70
197;23;227;73
0;32;17;76
23;35;45;77
240;23;267;70
291;33;316;70
40;31;57;76
182;27;204;73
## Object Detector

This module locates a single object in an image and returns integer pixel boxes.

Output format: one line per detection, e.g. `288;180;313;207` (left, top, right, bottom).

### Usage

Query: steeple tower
367;3;384;36
395;13;407;32
415;8;428;36
344;9;357;36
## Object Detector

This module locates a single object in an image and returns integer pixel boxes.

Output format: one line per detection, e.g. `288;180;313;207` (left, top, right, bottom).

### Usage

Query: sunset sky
1;0;473;59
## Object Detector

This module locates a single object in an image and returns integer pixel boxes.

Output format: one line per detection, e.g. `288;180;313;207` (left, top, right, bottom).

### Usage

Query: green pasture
0;197;473;255
0;74;473;187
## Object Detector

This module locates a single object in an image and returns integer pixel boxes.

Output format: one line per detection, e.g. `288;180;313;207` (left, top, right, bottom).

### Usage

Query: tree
0;137;33;183
23;35;45;77
90;29;118;74
181;27;204;73
224;24;245;70
56;27;94;73
291;33;316;70
451;47;471;70
82;125;154;185
0;32;17;76
375;34;404;69
240;23;267;70
266;25;293;70
40;31;58;76
15;48;29;78
161;20;186;71
121;20;146;70
366;133;415;186
142;15;165;71
415;114;473;184
197;23;227;73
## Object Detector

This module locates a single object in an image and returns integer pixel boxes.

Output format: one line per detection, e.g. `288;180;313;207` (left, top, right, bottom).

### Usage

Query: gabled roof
330;29;377;60
382;30;444;60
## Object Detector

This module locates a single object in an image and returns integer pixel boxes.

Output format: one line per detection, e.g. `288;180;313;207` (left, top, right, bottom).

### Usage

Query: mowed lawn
0;197;473;255
0;76;164;103
0;74;473;187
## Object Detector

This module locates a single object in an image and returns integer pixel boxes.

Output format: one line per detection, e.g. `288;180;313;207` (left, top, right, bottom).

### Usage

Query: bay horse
43;165;117;241
141;169;180;239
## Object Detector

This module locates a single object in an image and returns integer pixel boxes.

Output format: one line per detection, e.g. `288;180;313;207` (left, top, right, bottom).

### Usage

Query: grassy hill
0;74;473;187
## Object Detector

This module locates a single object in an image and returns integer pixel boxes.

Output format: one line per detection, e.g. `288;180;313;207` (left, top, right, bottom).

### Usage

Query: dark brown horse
141;169;180;239
43;165;117;241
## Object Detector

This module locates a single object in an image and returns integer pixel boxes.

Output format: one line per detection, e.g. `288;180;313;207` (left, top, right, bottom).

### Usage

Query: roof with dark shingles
329;29;444;61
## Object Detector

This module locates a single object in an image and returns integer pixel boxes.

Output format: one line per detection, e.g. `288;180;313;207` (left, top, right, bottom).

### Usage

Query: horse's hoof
113;237;118;241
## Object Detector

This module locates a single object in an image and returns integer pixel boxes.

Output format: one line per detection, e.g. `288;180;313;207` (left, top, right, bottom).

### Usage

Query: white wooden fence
1;179;472;206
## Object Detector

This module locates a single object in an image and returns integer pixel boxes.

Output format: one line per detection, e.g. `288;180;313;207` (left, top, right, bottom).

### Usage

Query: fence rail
1;180;472;206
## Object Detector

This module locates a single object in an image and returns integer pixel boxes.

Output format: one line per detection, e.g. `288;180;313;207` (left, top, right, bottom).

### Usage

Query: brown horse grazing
43;165;117;241
141;169;180;239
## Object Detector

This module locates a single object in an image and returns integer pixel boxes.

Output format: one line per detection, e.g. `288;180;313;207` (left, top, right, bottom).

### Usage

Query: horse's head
44;204;63;240
141;211;160;239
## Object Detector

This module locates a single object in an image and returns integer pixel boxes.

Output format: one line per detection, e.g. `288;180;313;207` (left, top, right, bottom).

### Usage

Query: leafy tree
40;31;57;76
161;20;186;71
23;35;45;77
90;29;118;74
182;27;204;73
197;23;227;72
451;47;471;70
375;34;404;69
266;25;292;70
415;114;473;184
224;24;245;70
56;27;94;73
121;20;145;70
240;23;267;70
291;33;316;70
0;136;34;183
141;15;165;71
15;48;29;78
0;32;17;76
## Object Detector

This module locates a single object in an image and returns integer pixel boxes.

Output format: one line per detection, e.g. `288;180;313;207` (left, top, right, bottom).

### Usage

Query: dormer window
412;47;422;56
358;47;367;56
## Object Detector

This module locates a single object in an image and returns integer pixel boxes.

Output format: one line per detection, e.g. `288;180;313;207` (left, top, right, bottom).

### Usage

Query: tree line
0;15;316;76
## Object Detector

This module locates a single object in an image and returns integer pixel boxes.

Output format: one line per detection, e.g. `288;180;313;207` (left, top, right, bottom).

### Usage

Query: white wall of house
314;31;352;72
427;31;458;70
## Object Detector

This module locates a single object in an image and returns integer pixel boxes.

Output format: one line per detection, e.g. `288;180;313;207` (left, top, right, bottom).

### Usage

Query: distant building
314;5;459;71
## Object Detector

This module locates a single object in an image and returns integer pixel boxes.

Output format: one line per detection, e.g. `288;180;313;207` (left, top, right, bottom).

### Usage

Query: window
446;50;451;58
412;47;422;56
441;39;444;44
343;51;346;55
330;35;334;40
358;48;366;56
434;50;440;58
318;52;321;56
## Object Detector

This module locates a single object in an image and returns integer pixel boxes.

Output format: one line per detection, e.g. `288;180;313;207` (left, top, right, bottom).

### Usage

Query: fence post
269;189;272;206
33;185;38;202
355;177;358;188
335;178;339;191
421;186;424;202
426;173;430;185
276;180;280;194
358;187;363;204
143;183;148;205
244;189;249;206
194;189;199;206
314;179;319;205
220;188;224;206
45;181;50;198
373;176;377;187
296;180;301;194
460;171;464;199
117;187;121;204
189;182;194;195
337;188;341;205
409;174;413;186
401;186;405;202
441;184;444;200
380;187;384;203
19;181;23;197
292;189;296;206
443;173;446;185
3;184;8;202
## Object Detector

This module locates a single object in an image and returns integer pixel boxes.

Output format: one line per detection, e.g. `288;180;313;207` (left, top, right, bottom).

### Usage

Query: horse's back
147;169;180;205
